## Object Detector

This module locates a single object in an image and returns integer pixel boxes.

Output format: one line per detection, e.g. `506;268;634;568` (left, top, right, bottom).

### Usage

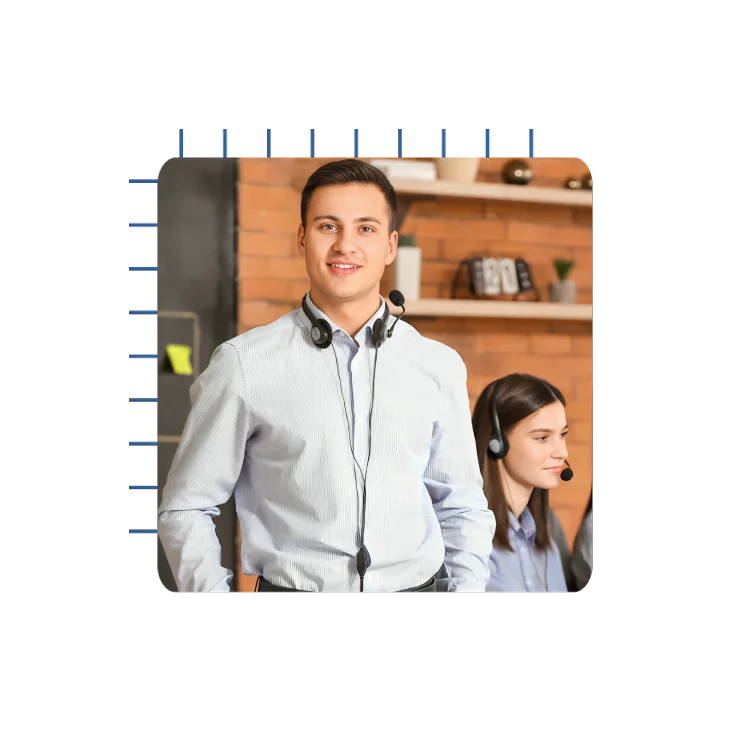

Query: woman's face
503;401;569;490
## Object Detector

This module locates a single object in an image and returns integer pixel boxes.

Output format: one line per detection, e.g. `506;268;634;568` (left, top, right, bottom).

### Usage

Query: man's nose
332;228;358;253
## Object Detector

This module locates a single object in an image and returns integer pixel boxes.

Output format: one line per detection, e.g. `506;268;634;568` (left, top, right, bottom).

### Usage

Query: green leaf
553;258;574;281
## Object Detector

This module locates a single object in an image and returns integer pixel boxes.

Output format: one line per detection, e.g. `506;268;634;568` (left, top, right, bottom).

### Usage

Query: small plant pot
549;280;576;304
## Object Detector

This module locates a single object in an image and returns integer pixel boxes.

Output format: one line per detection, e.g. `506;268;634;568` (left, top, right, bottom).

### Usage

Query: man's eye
561;432;568;440
320;224;336;230
360;226;374;232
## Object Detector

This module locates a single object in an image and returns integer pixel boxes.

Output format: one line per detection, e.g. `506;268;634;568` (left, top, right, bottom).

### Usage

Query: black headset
301;294;391;350
486;378;574;481
300;291;405;591
487;380;509;460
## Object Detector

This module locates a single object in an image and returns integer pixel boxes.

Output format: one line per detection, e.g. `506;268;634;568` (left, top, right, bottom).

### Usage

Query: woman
472;374;570;592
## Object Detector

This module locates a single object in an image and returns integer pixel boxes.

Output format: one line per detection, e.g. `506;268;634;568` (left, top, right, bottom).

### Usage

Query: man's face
297;183;398;305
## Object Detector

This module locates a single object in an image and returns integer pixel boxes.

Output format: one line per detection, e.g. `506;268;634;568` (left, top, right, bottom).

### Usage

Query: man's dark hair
300;159;398;234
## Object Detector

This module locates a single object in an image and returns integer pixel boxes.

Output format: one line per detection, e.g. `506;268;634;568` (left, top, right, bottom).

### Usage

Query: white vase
395;246;422;300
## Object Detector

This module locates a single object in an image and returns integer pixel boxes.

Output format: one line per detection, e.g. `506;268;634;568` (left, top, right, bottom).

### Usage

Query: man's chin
314;281;374;302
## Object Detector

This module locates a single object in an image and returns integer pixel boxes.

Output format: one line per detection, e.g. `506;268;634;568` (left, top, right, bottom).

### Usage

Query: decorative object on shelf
582;172;592;190
515;258;537;295
549;258;576;303
368;159;437;181
501;159;533;185
394;234;422;300
450;256;540;301
436;158;480;183
564;177;583;189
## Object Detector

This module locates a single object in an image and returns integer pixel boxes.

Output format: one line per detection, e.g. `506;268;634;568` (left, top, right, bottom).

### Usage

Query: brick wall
235;157;592;591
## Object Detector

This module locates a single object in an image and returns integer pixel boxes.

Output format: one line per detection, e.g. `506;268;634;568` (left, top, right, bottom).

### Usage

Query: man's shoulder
224;308;304;356
395;322;465;373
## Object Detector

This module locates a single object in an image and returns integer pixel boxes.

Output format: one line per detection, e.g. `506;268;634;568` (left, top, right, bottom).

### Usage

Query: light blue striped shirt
158;294;495;592
486;509;568;592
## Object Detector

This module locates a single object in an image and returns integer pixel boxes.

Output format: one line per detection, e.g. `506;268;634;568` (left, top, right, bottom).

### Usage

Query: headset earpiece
301;295;333;349
372;319;383;347
487;379;509;460
371;304;390;349
310;318;332;348
488;432;508;460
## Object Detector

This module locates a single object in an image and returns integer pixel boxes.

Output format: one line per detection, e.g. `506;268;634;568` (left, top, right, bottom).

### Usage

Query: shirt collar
507;508;537;544
299;291;390;347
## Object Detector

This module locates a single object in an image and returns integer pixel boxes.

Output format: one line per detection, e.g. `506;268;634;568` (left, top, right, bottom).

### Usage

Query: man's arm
158;342;251;592
423;350;495;592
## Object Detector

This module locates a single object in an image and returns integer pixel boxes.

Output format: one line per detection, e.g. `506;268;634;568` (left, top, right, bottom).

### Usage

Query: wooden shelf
390;177;592;207
388;298;592;321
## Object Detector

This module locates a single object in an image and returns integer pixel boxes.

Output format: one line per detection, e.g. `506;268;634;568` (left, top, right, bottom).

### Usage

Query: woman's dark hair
472;373;567;551
300;159;398;234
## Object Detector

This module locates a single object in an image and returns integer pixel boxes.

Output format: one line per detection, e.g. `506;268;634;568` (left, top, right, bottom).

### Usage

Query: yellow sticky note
166;344;193;376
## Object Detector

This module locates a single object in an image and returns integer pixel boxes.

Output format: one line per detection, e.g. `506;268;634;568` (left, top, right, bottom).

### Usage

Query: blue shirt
486;509;568;592
158;293;495;592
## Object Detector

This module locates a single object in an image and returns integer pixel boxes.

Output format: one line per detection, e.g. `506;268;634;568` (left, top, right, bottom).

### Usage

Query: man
158;159;495;592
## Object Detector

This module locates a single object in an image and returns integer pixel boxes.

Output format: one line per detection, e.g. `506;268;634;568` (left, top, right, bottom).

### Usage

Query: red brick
239;184;299;211
414;218;468;240
573;207;593;225
572;376;592;401
240;208;300;233
238;231;299;257
412;199;488;219
239;159;270;184
239;301;295;327
239;279;309;302
567;419;592;445
486;203;575;225
458;220;509;241
564;400;592;421
530;334;572;355
404;237;440;260
238;255;308;280
421;260;462;286
476;332;530;355
571;336;592;357
508;220;592;247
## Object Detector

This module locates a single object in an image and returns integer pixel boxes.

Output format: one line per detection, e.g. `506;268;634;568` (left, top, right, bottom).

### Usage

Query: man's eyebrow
312;214;382;225
529;425;569;434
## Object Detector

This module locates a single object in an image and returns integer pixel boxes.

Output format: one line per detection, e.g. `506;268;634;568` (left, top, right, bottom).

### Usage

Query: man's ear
297;224;306;258
384;230;398;267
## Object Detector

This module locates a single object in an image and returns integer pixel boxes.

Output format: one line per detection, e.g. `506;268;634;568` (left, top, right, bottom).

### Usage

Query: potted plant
549;259;576;303
395;234;422;300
